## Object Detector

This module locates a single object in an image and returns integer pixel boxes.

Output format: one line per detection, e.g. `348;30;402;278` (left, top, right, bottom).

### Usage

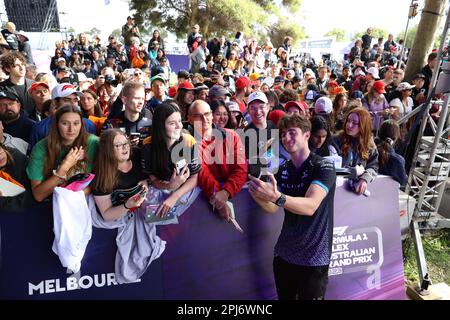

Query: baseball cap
350;90;364;99
15;30;29;41
372;80;386;94
268;109;286;127
274;76;285;84
177;81;195;90
334;86;348;95
396;82;415;91
226;101;241;113
292;75;302;83
314;97;333;115
413;73;426;80
249;73;263;81
284;101;307;113
77;73;88;82
367;67;380;79
305;90;318;101
194;84;209;92
168;86;178;98
51;83;83;100
304;68;315;77
57;66;71;73
247;91;268;105
209;85;231;97
150;74;166;85
235;76;250;89
0;91;20;102
57;57;66;63
29;82;50;95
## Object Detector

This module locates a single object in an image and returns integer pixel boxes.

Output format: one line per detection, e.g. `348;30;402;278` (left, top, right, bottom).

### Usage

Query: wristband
52;169;66;181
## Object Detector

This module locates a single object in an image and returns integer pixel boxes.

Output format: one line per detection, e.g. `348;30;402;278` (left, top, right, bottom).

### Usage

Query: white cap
76;73;88;82
304;68;315;76
367;67;380;79
247;91;268;105
314;97;333;115
57;57;66;62
51;83;83;100
396;82;415;91
227;101;241;113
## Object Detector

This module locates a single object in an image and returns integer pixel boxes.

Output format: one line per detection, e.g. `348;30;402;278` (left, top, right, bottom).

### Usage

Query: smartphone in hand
175;159;187;175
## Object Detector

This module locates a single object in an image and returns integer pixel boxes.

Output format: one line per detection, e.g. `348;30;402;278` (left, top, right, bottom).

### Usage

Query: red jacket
198;128;248;199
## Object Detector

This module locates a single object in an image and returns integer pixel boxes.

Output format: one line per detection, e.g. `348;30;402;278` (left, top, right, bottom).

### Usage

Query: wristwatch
274;193;287;207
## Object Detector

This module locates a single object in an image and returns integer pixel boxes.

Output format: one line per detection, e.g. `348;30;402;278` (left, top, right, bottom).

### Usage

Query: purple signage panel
326;176;405;299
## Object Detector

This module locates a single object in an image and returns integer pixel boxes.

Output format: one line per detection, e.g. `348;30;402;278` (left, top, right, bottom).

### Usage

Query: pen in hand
212;186;216;212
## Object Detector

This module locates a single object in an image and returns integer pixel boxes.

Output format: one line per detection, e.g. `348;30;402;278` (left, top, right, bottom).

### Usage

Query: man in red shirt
188;100;248;221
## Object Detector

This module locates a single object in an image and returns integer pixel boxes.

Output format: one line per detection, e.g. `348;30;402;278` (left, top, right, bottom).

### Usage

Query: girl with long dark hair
141;101;201;217
376;120;407;186
309;116;338;157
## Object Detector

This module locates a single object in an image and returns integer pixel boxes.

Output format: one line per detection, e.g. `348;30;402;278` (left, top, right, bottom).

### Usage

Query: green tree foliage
354;27;389;41
84;27;101;37
129;0;305;43
324;28;348;42
270;20;306;48
396;23;443;49
110;28;122;39
397;24;418;48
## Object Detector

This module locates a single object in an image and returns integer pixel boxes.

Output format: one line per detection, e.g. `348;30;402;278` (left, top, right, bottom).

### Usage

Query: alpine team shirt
274;152;336;266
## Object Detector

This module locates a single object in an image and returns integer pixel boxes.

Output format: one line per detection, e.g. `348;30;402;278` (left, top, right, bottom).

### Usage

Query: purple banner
0;177;404;299
327;176;405;299
166;54;189;74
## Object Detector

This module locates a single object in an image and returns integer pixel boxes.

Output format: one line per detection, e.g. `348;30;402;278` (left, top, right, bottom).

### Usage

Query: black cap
0;91;20;102
292;75;301;83
151;65;165;77
413;73;426;80
57;66;71;72
306;84;319;92
274;76;284;84
107;54;115;59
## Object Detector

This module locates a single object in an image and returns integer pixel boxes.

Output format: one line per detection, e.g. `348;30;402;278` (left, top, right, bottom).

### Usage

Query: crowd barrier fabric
0;176;404;299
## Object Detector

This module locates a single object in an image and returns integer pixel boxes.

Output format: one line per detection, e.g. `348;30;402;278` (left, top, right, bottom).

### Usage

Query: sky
298;0;425;39
0;0;429;41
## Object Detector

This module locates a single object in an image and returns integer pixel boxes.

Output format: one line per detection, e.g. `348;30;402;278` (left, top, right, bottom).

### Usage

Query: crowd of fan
0;17;448;213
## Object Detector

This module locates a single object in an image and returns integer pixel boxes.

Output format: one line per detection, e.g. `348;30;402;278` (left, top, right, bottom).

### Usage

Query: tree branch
165;0;190;17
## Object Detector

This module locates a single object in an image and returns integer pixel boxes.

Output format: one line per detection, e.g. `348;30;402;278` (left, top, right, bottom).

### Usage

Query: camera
129;132;140;140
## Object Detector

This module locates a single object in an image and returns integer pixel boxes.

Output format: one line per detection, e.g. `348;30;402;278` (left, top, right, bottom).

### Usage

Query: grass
403;229;450;286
